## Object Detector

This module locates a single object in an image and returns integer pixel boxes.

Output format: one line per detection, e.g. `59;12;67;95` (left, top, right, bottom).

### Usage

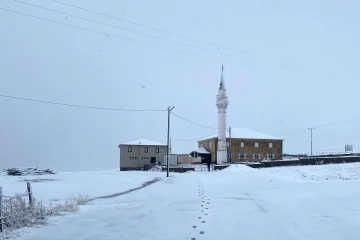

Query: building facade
118;139;167;170
198;128;284;163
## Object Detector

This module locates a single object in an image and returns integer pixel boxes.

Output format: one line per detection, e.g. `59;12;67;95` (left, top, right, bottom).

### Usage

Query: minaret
216;65;229;164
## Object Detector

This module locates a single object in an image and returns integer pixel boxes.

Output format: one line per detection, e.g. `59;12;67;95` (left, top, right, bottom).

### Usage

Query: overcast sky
1;0;360;171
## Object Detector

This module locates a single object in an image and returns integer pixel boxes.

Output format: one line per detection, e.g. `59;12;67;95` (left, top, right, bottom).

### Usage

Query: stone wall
198;138;283;162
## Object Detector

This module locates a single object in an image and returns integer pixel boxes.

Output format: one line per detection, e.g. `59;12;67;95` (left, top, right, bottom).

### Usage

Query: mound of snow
148;165;163;172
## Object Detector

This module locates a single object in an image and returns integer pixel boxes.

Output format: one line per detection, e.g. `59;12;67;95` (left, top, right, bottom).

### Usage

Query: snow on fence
0;183;90;233
4;167;56;176
0;182;45;232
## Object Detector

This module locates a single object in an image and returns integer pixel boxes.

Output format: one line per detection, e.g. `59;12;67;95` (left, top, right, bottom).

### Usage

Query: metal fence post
27;182;33;208
0;186;3;232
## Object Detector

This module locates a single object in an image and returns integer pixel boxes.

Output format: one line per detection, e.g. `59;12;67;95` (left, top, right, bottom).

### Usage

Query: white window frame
255;142;259;148
209;142;212;148
128;146;132;152
269;143;273;148
240;142;244;148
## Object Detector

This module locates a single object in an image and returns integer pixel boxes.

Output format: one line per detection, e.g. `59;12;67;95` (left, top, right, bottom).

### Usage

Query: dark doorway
150;157;156;164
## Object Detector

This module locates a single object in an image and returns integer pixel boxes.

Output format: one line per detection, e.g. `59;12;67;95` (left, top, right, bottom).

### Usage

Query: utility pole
229;127;232;163
169;138;172;154
167;106;175;177
308;127;315;155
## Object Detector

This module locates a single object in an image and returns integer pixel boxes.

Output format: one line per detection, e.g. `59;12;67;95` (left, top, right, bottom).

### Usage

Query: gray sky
1;0;360;171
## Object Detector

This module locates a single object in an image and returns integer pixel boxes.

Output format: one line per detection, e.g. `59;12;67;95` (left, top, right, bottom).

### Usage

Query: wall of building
230;139;283;162
198;138;283;162
177;155;202;164
198;138;217;163
120;145;168;170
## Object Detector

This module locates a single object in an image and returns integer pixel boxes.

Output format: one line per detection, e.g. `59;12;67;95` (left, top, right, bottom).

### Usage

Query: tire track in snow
89;177;161;201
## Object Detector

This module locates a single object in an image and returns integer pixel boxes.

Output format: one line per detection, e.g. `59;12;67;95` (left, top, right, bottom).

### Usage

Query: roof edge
198;137;284;142
119;143;167;146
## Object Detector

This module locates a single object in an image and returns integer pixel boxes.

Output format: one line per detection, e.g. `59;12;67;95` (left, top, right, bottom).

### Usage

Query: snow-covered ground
260;162;360;181
0;170;165;204
2;164;360;240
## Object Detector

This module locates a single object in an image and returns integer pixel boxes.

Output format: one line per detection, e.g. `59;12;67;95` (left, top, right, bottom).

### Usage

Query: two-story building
118;139;167;171
198;128;284;163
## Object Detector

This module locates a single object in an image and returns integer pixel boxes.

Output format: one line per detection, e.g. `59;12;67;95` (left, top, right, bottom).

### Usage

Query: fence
178;164;217;172
0;182;43;232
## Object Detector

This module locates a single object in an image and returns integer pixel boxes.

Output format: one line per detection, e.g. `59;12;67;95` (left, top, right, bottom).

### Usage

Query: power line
1;8;290;72
47;0;249;55
44;0;288;72
12;0;233;58
0;8;212;60
277;116;360;137
0;94;166;112
44;0;294;72
172;132;218;142
171;112;218;129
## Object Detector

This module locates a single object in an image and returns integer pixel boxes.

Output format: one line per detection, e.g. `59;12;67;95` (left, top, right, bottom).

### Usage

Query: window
130;157;137;160
269;143;273;148
156;147;159;153
144;147;148;153
240;142;244;148
141;157;149;160
226;141;229;147
255;142;259;148
227;153;230;160
238;153;247;160
253;154;260;160
267;154;275;160
209;142;212;148
128;146;132;152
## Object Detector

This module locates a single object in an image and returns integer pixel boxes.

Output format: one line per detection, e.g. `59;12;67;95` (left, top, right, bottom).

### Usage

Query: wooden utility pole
229;127;232;163
308;127;315;155
167;106;174;177
0;186;3;232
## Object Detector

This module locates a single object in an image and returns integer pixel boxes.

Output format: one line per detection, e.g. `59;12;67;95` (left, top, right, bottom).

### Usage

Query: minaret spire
219;64;225;89
216;64;229;164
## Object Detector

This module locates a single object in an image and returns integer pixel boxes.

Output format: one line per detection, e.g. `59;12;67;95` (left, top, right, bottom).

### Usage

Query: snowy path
14;165;360;240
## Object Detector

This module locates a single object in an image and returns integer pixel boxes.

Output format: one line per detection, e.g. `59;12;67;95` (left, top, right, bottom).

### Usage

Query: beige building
198;128;284;163
118;139;167;171
177;154;202;164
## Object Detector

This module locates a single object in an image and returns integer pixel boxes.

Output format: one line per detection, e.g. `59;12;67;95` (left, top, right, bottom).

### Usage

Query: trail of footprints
191;180;210;239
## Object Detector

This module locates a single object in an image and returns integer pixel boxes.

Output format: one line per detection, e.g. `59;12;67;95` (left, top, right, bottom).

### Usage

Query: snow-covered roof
196;147;211;154
189;147;211;155
120;138;166;146
198;128;283;141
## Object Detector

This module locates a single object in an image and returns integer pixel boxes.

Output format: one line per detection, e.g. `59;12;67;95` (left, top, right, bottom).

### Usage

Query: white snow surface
0;170;164;203
2;164;360;240
260;162;360;181
199;127;283;141
121;138;166;146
